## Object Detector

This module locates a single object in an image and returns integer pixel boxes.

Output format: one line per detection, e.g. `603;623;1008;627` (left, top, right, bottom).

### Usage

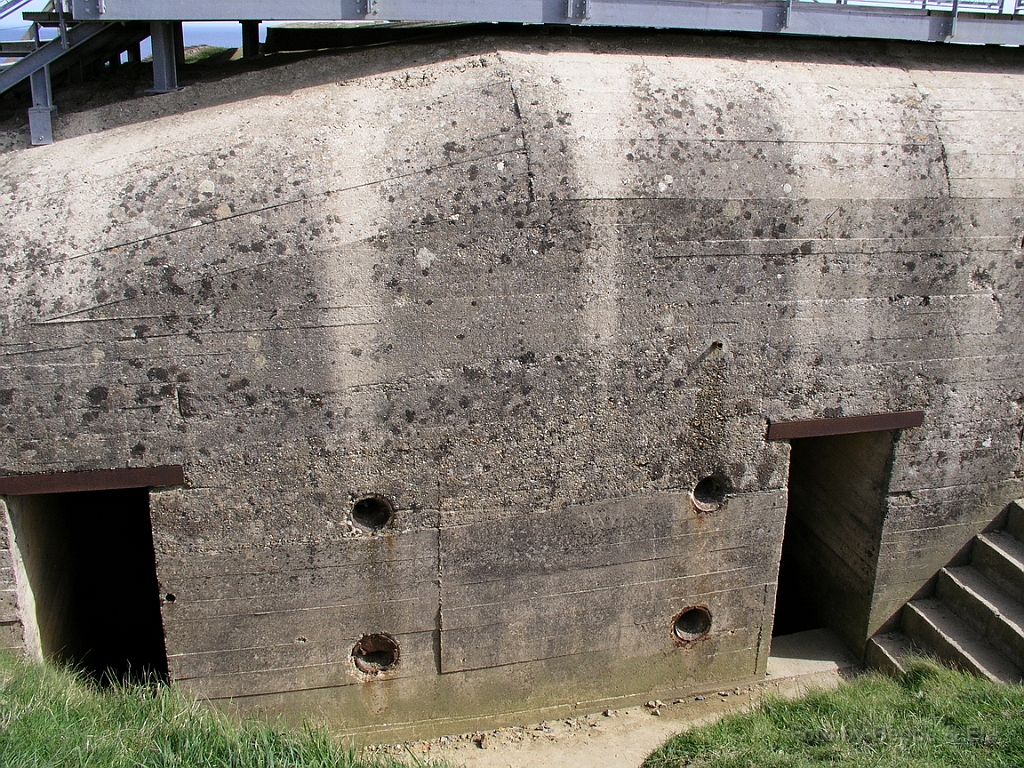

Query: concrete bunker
0;468;182;683
0;30;1021;741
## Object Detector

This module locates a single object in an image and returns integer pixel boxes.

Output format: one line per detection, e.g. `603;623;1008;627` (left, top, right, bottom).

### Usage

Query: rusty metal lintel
0;465;185;495
766;410;925;440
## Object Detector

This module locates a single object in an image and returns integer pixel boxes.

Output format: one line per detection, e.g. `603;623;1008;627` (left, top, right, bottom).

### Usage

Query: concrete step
902;599;1024;684
937;566;1024;665
1006;499;1024;542
972;531;1024;597
864;631;914;675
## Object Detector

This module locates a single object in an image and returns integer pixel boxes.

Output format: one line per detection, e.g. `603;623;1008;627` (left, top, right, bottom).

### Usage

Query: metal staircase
867;499;1024;684
0;2;149;145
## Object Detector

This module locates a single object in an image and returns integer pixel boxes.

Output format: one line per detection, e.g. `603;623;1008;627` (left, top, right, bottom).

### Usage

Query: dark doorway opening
6;487;168;684
772;430;896;654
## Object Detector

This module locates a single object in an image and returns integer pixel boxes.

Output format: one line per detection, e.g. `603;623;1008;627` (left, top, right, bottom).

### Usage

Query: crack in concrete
497;52;536;206
909;74;952;198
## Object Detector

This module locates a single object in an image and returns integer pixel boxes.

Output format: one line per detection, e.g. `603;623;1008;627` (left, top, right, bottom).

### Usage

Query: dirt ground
367;630;860;768
375;692;755;768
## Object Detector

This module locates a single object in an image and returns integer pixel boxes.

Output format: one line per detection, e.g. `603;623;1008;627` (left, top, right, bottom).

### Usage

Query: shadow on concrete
769;628;861;677
2;23;1023;147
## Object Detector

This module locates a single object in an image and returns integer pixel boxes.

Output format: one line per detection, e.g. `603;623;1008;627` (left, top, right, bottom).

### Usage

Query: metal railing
1;1;64;64
824;0;1020;13
0;0;35;22
0;1;39;71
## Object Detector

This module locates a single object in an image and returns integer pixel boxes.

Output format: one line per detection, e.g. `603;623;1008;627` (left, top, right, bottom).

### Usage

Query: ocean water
181;21;257;48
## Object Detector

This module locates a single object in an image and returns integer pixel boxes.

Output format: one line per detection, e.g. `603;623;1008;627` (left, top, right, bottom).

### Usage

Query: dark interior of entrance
773;430;896;655
6;487;168;683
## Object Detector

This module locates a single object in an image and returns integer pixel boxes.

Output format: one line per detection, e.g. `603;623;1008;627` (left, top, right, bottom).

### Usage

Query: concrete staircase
866;499;1024;684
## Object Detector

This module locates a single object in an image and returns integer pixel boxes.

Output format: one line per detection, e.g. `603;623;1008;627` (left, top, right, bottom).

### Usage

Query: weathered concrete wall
0;505;25;653
0;31;1022;738
3;494;77;660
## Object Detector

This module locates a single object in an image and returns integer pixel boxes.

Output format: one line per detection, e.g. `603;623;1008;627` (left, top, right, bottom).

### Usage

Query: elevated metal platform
3;0;1024;147
69;0;1024;45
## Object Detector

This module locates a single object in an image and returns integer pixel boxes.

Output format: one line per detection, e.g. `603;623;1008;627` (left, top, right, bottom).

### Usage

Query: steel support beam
783;5;947;40
69;0;1024;46
0;20;136;145
148;20;179;93
241;19;261;58
27;65;56;146
0;0;33;20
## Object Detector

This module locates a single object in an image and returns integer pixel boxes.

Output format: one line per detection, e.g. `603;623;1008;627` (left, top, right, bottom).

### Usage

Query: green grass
182;46;236;64
0;652;447;768
643;659;1024;768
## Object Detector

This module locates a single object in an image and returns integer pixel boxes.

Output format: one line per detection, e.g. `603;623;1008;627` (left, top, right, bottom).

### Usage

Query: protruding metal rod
57;0;69;49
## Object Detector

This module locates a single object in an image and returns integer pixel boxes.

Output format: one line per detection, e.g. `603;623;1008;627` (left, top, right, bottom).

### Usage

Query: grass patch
182;45;236;64
644;659;1024;768
0;652;447;768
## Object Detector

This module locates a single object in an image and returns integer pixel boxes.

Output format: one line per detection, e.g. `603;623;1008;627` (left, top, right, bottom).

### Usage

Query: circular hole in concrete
673;606;712;642
164;594;176;603
352;632;400;674
691;474;730;512
352;495;394;532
